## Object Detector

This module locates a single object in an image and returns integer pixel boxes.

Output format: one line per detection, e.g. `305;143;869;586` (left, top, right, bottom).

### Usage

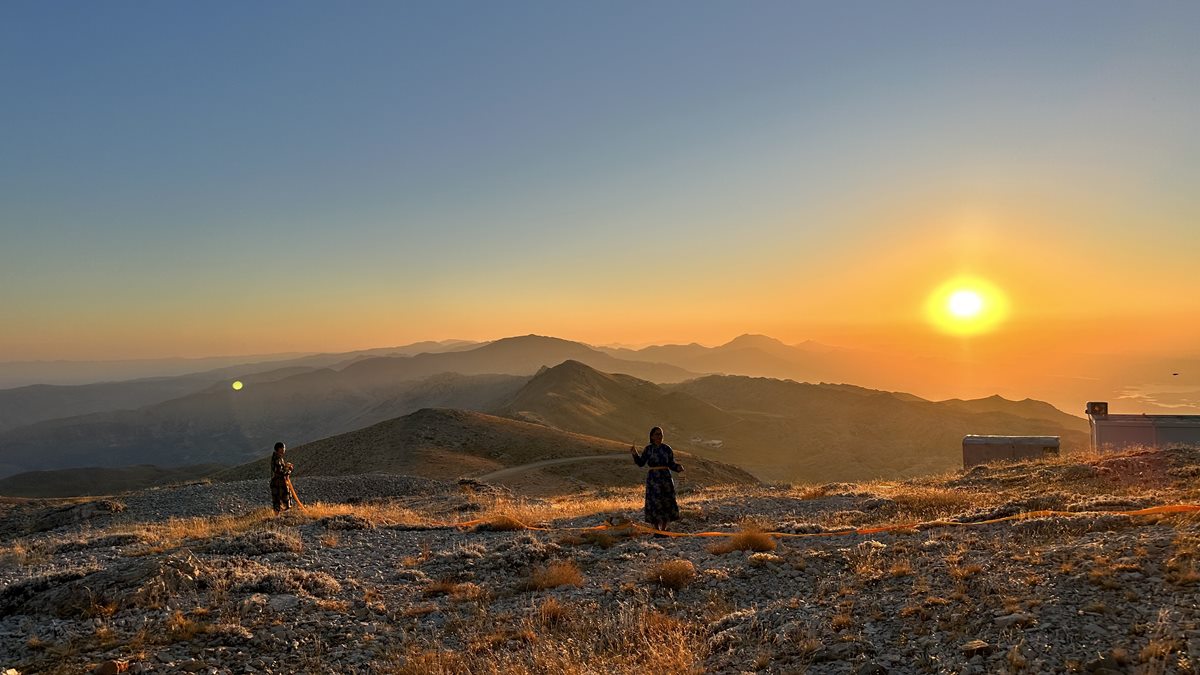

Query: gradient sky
2;1;1198;364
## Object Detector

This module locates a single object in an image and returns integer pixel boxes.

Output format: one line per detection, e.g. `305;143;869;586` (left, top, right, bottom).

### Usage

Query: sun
926;277;1008;335
231;380;244;391
948;290;984;318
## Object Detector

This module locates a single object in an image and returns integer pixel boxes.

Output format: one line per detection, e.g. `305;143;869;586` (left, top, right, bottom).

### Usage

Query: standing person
270;441;293;513
630;426;684;533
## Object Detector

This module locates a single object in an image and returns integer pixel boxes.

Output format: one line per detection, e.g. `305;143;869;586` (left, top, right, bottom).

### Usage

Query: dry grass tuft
647;559;697;590
535;596;576;627
449;582;487;603
468;628;537;653
1;542;47;569
708;527;776;554
164;610;210;642
472;514;530;532
319;532;341;548
527;560;584;591
313;598;350;612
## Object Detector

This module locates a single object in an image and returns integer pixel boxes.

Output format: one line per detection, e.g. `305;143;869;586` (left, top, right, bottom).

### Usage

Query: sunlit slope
214;408;758;493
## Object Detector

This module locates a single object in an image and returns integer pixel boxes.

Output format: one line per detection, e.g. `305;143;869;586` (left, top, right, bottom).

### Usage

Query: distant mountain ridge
0;340;481;389
0;336;695;478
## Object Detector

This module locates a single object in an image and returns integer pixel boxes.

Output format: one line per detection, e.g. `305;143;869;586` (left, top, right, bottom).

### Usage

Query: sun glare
232;380;244;391
926;278;1008;336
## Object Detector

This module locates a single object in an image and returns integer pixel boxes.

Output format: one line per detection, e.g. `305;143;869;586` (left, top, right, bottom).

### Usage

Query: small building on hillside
1085;401;1200;451
962;435;1060;468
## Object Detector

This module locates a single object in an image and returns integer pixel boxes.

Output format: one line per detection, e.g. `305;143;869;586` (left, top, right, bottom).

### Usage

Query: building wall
963;443;1059;468
1089;415;1200;451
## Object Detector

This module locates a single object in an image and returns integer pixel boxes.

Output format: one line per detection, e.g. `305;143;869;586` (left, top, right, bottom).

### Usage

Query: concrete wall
962;436;1060;468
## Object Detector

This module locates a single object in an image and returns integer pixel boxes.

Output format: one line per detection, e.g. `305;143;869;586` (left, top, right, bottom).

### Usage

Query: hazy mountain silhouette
600;334;1200;416
0;339;481;388
0;372;527;478
0;340;486;431
0;463;224;498
215;408;757;494
336;335;696;386
599;333;872;385
935;394;1086;428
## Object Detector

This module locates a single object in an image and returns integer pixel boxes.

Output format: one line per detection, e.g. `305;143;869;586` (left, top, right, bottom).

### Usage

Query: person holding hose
270;441;294;513
630;426;683;533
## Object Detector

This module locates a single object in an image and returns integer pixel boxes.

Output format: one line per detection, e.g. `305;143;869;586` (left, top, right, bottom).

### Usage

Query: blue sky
1;1;1197;359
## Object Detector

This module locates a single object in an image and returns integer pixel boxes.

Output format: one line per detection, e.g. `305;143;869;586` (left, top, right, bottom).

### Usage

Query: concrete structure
962;435;1060;468
1085;401;1200;451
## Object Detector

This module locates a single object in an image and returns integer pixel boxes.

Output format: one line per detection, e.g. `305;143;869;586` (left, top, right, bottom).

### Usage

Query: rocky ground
2;447;1200;674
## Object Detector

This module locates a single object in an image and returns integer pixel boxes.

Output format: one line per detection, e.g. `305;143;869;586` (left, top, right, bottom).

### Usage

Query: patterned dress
633;443;682;524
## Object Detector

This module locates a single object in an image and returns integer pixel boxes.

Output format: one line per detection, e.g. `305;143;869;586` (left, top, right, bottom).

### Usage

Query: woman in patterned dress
630;426;684;532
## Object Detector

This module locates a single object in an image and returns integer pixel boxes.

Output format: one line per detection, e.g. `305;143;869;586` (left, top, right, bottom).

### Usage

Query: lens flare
926;277;1008;335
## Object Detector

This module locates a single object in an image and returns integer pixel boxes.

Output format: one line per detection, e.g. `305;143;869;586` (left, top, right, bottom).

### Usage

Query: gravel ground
3;449;1200;674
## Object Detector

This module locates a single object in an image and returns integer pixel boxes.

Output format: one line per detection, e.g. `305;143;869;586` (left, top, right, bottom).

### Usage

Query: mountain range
0;334;1094;490
501;360;1089;482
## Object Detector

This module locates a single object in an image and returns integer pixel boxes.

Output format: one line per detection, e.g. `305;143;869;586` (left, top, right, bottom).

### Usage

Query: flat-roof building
1085;401;1200;451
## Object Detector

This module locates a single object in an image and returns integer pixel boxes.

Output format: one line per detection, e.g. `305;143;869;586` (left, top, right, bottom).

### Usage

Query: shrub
708;528;776;554
527;561;583;590
647;559;696;590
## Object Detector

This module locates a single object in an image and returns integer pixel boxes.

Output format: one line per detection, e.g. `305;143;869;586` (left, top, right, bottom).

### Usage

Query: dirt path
474;454;629;481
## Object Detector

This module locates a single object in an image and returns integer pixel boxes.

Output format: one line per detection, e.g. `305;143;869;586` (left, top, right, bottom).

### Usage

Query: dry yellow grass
463;490;643;531
293;501;428;527
376;604;704;674
884;486;993;521
646;559;697;590
0;542;47;568
708;527;776;554
113;509;274;551
526;561;584;590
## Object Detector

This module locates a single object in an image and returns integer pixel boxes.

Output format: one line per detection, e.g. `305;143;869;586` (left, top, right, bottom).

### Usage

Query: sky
2;2;1198;375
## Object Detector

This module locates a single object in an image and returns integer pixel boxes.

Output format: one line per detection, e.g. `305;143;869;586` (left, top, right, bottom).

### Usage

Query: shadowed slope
496;362;1090;483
